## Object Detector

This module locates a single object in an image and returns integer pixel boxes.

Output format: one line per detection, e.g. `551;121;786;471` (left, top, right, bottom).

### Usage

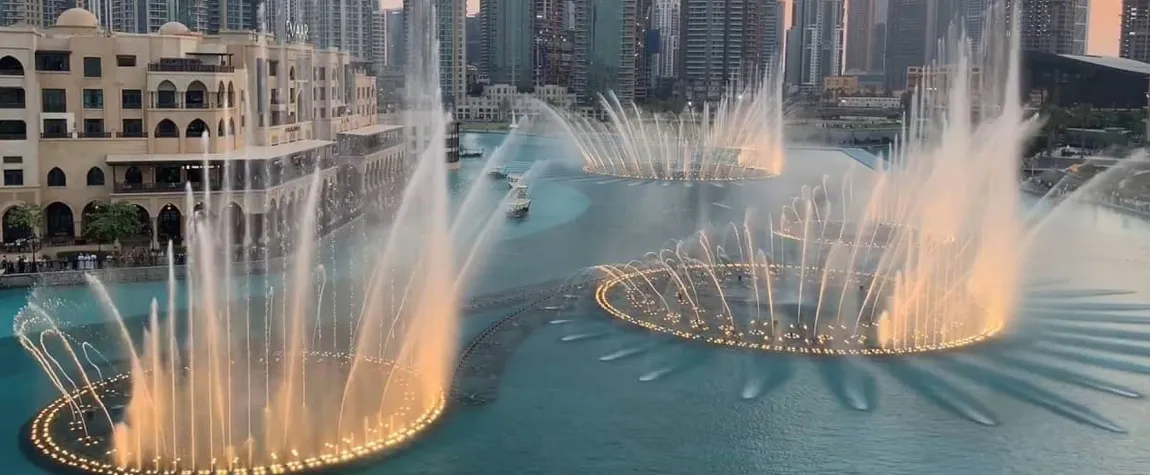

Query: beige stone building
0;8;405;249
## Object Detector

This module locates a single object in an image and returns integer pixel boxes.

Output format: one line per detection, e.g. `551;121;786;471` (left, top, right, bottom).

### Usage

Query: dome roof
55;8;98;28
157;21;190;35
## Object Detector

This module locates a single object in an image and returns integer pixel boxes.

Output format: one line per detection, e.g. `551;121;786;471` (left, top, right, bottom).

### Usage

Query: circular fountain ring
594;262;1002;356
23;353;445;475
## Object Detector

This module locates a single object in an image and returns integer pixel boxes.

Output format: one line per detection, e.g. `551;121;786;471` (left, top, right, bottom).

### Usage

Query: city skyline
381;0;1120;57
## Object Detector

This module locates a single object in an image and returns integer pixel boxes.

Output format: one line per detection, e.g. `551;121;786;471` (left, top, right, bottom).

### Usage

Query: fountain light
547;70;786;182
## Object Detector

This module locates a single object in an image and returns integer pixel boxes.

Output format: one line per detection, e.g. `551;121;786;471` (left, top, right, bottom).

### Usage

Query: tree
8;203;42;240
83;201;141;249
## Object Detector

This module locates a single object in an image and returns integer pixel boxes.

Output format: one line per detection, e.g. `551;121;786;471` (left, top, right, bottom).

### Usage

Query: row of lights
595;262;1002;357
28;355;448;475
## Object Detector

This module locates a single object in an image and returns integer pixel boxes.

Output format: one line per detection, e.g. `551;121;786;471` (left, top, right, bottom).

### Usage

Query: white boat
507;184;530;218
488;165;507;178
507;174;522;188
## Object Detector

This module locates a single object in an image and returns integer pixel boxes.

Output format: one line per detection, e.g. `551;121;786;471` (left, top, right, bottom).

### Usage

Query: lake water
4;132;1150;474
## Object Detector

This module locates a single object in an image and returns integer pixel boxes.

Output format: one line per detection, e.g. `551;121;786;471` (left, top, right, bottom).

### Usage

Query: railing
77;131;112;138
0;69;23;76
40;131;68;139
113;180;270;193
148;63;235;73
117;131;148;138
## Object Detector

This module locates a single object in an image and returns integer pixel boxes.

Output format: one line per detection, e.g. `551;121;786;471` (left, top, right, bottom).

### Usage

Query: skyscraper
403;0;466;106
679;0;775;102
1121;0;1150;63
572;0;639;104
385;8;405;67
845;0;878;72
1003;0;1088;55
533;0;575;88
883;0;967;92
786;0;846;90
650;0;678;80
1008;0;1088;54
479;0;533;89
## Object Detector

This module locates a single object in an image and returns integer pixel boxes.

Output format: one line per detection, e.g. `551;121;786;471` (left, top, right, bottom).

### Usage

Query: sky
380;0;1121;57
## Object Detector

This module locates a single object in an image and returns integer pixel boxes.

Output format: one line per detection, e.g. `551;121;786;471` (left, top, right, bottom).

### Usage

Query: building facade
1122;0;1150;63
845;0;878;73
479;0;533;89
403;0;466;106
571;0;639;104
1003;0;1088;55
786;0;846;91
454;83;576;122
679;0;773;102
0;8;396;247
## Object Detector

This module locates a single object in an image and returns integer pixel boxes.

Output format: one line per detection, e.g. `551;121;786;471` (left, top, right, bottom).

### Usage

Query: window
116;55;136;67
0;120;26;140
46;167;65;187
86;167;105;186
41;88;66;113
83;57;101;77
42;118;67;137
83;119;104;136
0;87;24;108
82;89;103;109
318;67;326;80
121;118;144;137
2;156;21;164
4;170;23;186
121;89;142;109
34;51;69;72
269;60;278;77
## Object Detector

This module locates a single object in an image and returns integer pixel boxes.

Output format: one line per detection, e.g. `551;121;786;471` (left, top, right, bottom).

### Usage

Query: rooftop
1058;54;1150;75
339;123;403;136
106;139;334;164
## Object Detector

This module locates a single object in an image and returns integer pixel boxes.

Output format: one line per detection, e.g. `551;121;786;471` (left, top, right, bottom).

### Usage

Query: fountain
595;9;1035;356
15;4;497;474
547;70;786;181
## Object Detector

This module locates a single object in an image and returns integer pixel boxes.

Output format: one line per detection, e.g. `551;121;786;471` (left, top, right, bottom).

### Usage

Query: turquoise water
6;133;1150;474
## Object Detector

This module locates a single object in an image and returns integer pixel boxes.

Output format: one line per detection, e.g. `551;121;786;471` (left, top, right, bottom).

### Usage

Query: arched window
155;119;179;137
185;80;208;108
228;118;236;135
47;167;66;187
156;80;177;108
227;82;235;106
186;119;208;137
0;56;23;76
44;202;74;238
85;167;105;186
218;119;226;136
124;166;143;184
216;80;226;107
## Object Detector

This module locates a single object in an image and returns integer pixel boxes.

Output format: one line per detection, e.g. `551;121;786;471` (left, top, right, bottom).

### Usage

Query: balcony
148;63;235;73
116;131;148;138
114;180;268;193
40;131;70;139
114;181;200;193
77;131;112;138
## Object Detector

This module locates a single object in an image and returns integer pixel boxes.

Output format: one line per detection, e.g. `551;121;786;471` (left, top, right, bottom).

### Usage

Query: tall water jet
542;68;786;181
594;5;1037;355
17;3;494;474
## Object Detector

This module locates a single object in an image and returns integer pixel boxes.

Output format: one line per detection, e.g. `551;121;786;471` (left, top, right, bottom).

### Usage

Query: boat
509;115;519;130
506;185;531;218
461;147;483;158
488;165;507;178
507;174;522;188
